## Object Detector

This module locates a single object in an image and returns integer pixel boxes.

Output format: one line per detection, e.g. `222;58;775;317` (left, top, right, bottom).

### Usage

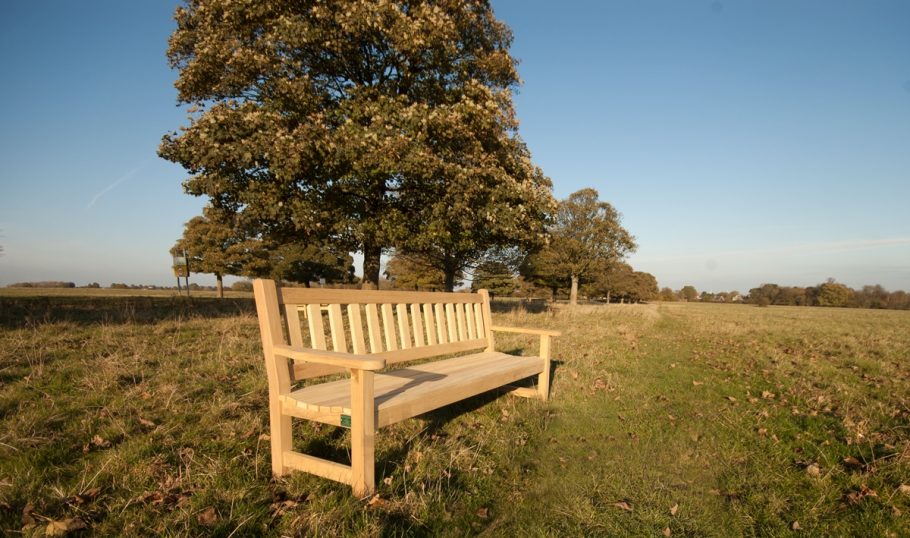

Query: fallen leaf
612;501;632;512
670;503;678;516
899;484;910;495
139;417;156;428
22;501;36;526
791;521;801;531
367;495;388;508
197;506;217;526
269;499;298;516
383;476;393;486
726;396;737;402
692;380;703;386
258;434;270;441
475;507;489;519
45;518;87;536
761;391;775;399
806;464;821;477
843;457;864;470
663;527;672;536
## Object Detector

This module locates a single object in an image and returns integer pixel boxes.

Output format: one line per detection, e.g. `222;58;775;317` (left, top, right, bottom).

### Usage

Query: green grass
1;296;908;536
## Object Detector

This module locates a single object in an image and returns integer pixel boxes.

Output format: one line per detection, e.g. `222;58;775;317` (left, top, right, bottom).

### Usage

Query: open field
1;295;909;536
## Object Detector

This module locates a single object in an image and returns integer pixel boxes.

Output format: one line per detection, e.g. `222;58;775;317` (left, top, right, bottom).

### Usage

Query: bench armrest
490;325;561;337
273;345;386;371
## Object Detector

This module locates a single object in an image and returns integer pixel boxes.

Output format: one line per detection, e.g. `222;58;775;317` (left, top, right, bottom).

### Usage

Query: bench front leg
350;368;376;497
537;334;552;401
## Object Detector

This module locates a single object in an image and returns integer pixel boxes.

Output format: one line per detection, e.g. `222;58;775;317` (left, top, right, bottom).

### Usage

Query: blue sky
1;1;908;293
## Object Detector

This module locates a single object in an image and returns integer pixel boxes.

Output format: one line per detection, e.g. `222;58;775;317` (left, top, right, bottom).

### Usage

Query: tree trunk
606;290;611;305
362;243;381;290
444;270;456;292
570;274;579;306
550;286;557;302
216;273;223;298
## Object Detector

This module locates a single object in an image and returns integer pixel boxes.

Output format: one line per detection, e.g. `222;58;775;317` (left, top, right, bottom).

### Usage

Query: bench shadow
0;296;256;328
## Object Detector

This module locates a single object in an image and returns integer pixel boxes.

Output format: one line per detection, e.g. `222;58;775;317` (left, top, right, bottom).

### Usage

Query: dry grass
1;295;908;536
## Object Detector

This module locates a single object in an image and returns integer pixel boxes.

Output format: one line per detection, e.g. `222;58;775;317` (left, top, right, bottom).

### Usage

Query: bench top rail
256;281;494;381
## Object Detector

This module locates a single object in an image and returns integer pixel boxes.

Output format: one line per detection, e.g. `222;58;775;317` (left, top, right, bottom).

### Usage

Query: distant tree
659;287;678;302
383;253;451;291
748;283;781;305
815;278;853;307
471;260;517;298
524;189;636;305
173;208;245;298
853;284;889;309
679;285;698;302
244;240;355;287
231;280;253;292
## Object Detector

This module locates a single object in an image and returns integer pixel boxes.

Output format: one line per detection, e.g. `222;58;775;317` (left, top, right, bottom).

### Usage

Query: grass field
1;294;908;536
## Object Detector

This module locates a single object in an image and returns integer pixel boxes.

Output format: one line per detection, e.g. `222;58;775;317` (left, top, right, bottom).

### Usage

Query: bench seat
281;351;544;428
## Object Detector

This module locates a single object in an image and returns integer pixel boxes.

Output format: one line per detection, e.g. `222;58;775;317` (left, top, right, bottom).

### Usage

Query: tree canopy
471;259;517;298
172;208;245;297
383;252;452;291
522;188;636;305
160;0;552;289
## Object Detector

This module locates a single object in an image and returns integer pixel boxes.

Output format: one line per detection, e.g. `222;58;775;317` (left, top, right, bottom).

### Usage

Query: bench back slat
261;283;492;381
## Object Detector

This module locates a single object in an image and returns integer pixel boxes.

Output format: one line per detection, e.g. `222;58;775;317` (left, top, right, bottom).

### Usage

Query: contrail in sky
87;161;148;208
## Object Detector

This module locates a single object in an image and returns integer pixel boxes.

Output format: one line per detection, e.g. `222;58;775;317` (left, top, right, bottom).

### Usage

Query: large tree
525;188;636;305
159;0;549;289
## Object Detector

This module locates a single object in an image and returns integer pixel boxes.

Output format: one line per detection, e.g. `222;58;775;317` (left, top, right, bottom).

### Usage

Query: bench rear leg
351;369;376;497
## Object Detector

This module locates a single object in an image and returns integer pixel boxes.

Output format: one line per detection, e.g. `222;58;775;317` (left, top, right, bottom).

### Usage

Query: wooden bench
252;279;560;496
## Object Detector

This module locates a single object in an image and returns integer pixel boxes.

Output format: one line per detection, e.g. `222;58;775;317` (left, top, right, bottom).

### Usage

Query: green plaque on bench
340;414;351;428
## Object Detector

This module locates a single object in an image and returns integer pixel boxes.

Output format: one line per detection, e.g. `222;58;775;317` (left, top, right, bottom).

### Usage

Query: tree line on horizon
653;280;910;310
161;1;641;305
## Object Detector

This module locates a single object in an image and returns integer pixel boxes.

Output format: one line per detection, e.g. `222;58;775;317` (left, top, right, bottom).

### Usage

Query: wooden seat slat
282;352;543;427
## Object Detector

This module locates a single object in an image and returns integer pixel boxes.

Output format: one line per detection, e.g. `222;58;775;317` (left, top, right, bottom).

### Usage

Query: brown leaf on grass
691;380;703;386
475;507;489;519
663;527;672;536
367;495;388;508
67;487;101;506
612;501;632;512
45;518;87;536
761;390;776;400
725;396;737;402
383;476;393;486
269;499;298;516
791;521;801;531
197;506;217;527
82;435;111;453
898;484;910;495
806;464;821;477
843;485;878;505
842;457;864;471
138;417;156;428
22;501;36;526
670;503;678;516
258;434;270;441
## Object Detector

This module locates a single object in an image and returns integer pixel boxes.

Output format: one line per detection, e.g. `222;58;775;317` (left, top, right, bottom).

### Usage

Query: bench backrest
253;279;494;381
